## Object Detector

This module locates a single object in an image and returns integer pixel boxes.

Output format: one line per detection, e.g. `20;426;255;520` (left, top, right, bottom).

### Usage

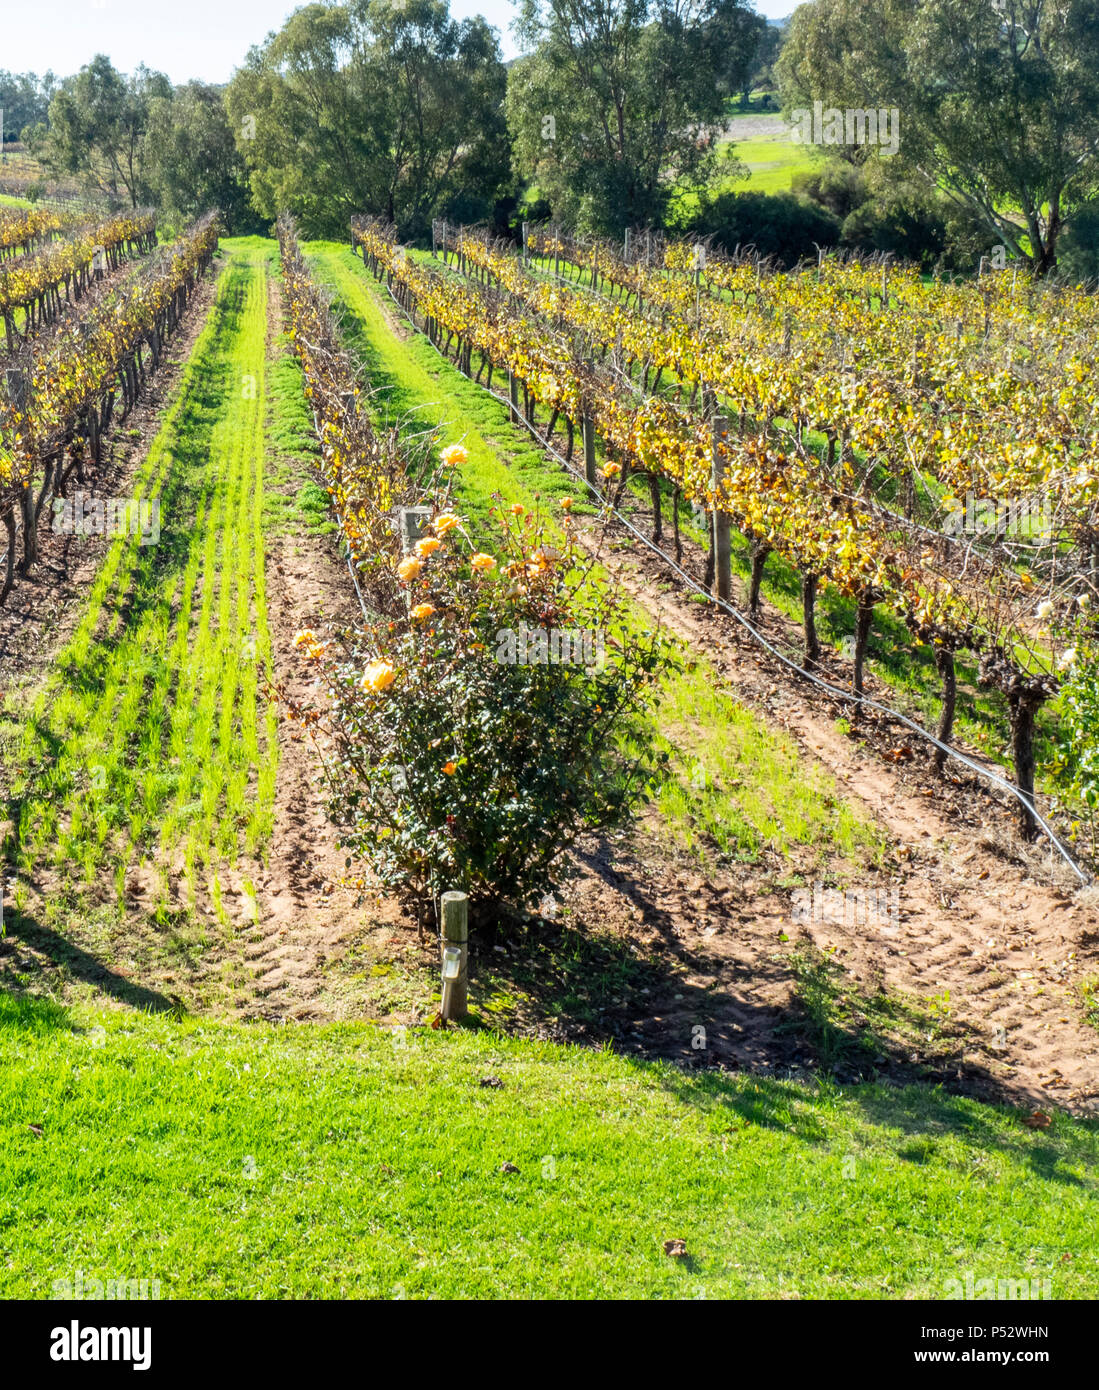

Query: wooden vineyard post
712;415;732;602
522;221;529;264
933;647;956;772
803;574;821;668
6;367;27;406
851;595;875;721
583;414;598;493
399;507;431;554
399;506;431;613
440;891;469;1021
508;370;520;424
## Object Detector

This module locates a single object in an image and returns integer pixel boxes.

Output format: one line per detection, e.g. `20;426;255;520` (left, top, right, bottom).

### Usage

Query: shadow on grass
644;1057;1099;1182
1;910;179;1016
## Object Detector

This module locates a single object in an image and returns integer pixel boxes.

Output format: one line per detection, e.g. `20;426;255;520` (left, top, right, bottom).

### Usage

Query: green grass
669;134;817;220
262;332;337;536
1;997;1096;1299
729;135;816;194
304;241;883;874
653;662;874;866
0;239;279;998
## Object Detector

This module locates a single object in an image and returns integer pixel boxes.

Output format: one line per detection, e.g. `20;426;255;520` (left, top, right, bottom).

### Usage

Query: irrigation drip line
372;261;1090;886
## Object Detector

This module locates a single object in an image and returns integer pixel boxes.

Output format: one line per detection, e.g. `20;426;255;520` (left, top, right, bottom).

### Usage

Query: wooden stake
440;891;469;1021
712;416;731;602
583;414;597;491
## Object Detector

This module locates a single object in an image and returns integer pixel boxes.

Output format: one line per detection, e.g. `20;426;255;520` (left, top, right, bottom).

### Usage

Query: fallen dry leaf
663;1238;688;1258
1023;1110;1052;1130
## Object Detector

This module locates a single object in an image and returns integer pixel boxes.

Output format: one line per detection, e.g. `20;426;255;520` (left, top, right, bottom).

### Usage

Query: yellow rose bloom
441;444;468;467
361;660;397;693
434;513;460;534
415;536;443;558
397;557;422;581
471;553;497;572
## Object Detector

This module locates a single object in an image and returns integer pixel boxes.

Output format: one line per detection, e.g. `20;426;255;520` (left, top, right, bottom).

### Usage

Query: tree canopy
225;0;511;240
30;56;172;206
777;0;1099;274
507;0;759;235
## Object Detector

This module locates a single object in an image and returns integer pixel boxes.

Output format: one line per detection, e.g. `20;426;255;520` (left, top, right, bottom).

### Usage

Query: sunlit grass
2;242;279;917
0;999;1096;1300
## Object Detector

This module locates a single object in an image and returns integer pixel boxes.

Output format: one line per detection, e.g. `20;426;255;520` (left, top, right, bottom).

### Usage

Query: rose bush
300;479;675;918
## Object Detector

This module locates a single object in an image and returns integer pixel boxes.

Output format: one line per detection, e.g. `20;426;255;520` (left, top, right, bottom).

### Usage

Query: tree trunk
649;472;662;543
802;573;820;668
1009;691;1042;840
933;648;956;773
748;538;770;617
851;595;874;718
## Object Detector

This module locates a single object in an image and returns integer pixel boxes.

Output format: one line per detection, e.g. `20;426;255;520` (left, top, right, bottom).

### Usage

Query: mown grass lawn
1;996;1096;1300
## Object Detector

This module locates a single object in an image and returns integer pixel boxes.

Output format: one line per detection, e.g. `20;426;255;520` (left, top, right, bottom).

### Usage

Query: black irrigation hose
367;249;1090;887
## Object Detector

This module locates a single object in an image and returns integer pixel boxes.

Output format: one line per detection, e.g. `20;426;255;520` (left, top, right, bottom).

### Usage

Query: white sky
0;0;795;83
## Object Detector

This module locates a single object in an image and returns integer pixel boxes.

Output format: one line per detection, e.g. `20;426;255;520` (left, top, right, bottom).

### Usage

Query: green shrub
687;189;840;266
301;493;676;918
791;160;868;221
1057;204;1099;284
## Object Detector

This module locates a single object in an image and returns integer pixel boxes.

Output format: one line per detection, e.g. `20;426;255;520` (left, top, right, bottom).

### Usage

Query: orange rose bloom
410;603;437;622
397;557;422;581
440;444;468;467
434;513;460;535
442;761;457;775
361;660;397;693
470;553;497;572
415;536;443;558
